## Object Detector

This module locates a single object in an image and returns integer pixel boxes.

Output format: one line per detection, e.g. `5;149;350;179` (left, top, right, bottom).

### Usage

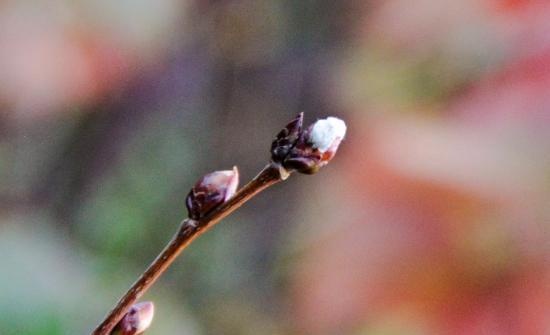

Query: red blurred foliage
452;50;550;126
291;120;549;334
289;1;550;334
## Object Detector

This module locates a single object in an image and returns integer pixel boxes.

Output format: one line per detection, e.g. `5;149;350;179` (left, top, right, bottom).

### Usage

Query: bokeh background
1;0;549;334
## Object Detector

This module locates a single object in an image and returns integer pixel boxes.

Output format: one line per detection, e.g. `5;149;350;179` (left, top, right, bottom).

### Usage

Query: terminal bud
271;115;347;174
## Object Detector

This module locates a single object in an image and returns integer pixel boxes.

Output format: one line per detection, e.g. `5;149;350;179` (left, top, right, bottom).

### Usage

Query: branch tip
271;114;347;174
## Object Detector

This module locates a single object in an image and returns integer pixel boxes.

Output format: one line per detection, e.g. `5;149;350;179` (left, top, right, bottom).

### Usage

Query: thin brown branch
94;112;347;335
93;163;288;335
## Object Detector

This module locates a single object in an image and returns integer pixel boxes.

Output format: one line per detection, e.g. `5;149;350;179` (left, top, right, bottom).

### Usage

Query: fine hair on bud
308;117;347;153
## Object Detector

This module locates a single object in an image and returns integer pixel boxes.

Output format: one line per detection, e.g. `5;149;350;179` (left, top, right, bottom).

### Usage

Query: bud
308;117;347;154
186;167;239;219
115;301;154;335
271;115;347;174
271;112;303;162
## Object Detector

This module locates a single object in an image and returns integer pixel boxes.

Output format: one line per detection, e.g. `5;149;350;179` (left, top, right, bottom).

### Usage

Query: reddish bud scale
186;167;239;219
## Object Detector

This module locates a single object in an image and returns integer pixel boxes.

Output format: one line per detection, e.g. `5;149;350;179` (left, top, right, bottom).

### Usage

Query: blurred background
1;0;549;334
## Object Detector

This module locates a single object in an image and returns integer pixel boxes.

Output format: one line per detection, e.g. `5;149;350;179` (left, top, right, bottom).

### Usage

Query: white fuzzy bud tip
309;117;347;152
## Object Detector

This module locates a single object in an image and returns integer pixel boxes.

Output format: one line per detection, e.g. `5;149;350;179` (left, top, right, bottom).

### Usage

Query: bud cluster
184;113;345;220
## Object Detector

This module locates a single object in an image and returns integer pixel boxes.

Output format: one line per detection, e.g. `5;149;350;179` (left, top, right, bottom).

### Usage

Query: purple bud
186;167;239;219
116;301;154;335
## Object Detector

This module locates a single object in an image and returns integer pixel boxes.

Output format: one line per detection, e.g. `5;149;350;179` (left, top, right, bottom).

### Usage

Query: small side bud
186;167;239;219
114;301;154;335
271;114;347;174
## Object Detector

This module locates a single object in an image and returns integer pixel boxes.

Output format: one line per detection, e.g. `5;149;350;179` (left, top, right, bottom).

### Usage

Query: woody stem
93;163;289;335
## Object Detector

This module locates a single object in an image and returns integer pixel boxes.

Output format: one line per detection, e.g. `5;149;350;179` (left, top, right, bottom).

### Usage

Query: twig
93;164;286;335
92;114;346;335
